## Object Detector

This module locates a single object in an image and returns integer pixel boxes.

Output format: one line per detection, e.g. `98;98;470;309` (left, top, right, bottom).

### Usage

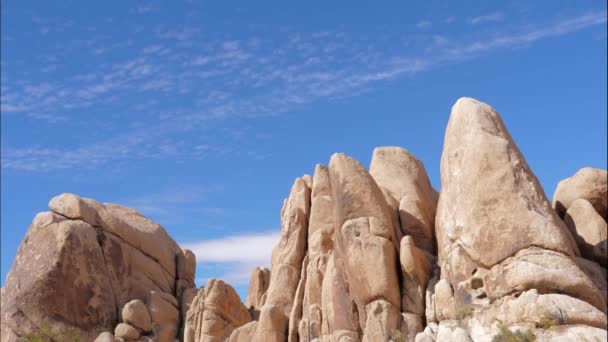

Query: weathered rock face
122;299;152;333
252;176;312;341
564;198;608;265
1;213;116;341
3;97;607;342
245;267;271;319
436;98;579;285
0;193;185;341
553;167;608;220
184;279;251;342
431;97;606;340
369;146;438;254
149;291;180;342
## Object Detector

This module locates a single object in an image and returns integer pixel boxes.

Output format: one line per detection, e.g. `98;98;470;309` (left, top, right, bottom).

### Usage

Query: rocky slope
1;97;606;342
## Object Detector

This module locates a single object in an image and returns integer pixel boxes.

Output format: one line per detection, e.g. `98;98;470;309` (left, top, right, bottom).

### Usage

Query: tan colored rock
536;325;608;341
115;323;140;341
415;323;438;342
308;164;335;247
48;193;102;226
494;290;607;329
227;321;258;342
300;164;335;342
575;257;608;302
564;199;608;264
425;274;439;324
400;236;433;316
98;202;182;278
400;313;424;342
148;291;179;342
329;153;399;251
262;177;311;317
254;177;311;341
436;97;579;287
361;299;400;342
254;305;288;342
288;255;308;342
101;231;175;312
245;267;270;316
122;299;152;333
329;153;400;312
369;146;438;253
93;331;115;342
179;287;199;340
436;322;472;342
433;279;456;321
553;167;608;220
320;255;359;339
176;249;197;298
184;279;251;342
0;217;115;341
483;247;607;313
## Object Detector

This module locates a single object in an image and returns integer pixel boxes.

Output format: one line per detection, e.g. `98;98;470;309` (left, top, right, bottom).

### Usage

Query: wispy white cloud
182;230;279;285
2;10;605;171
470;12;505;25
416;20;432;29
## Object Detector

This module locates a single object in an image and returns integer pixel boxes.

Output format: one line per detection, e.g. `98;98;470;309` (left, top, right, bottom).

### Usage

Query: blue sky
1;1;606;299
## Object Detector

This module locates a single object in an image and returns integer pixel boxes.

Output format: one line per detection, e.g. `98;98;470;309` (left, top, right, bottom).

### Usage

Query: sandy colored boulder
227;321;258;342
369;146;438;253
536;325;608;341
320;255;360;339
553;167;608;220
184;279;251;342
176;249;197;298
148;291;179;342
288;255;308;342
436;97;579;286
93;331;115;342
115;323;140;341
245;267;271;317
564;199;608;264
329;153;399;251
254;177;311;342
0;215;116;341
48;193;102;226
98;202;182;278
329;153;400;311
262;177;311;317
299;164;335;342
495;290;607;329
433;279;456;321
254;305;288;342
400;313;424;342
400;236;433;316
483;247;606;313
101;232;175;312
361;299;400;342
435;322;472;342
122;299;152;333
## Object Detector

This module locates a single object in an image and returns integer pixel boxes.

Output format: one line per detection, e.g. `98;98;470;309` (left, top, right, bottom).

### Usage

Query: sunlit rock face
2;97;606;342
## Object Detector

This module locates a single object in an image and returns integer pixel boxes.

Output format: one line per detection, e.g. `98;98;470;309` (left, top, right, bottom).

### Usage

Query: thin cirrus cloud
470;11;505;25
1;10;606;172
181;230;280;285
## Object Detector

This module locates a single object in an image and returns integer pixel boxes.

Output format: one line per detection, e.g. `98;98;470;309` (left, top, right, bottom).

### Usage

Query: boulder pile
1;97;606;341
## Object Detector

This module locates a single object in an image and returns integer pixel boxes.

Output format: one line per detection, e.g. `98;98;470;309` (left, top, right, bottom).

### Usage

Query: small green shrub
492;322;536;342
22;320;82;342
389;329;403;342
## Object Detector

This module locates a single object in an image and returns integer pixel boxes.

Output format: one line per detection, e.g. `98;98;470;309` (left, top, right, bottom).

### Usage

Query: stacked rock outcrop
1;97;606;342
0;193;195;342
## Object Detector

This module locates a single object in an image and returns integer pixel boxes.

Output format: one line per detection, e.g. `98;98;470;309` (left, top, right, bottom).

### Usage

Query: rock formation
0;193;196;342
2;97;606;342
